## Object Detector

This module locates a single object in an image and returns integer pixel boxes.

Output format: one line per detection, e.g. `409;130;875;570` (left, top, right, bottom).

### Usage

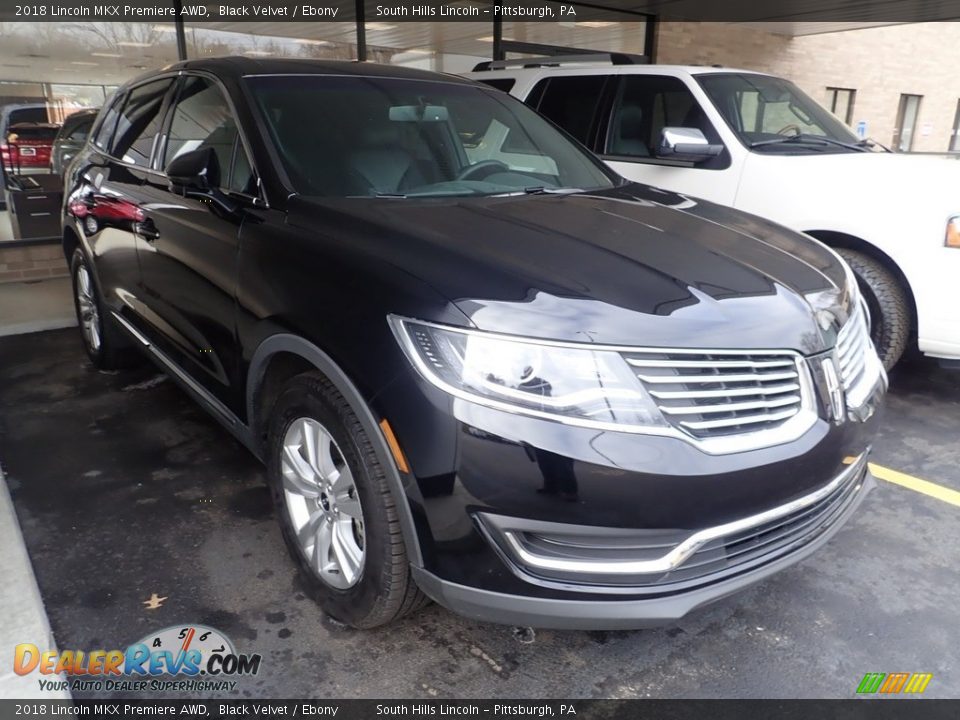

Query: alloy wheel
281;417;366;589
75;264;101;353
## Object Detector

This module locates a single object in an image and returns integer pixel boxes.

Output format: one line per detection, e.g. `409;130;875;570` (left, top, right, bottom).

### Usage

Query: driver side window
605;75;728;169
164;75;255;195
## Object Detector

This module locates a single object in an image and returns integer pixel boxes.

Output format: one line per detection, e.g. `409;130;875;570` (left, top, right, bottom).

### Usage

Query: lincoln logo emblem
821;357;846;424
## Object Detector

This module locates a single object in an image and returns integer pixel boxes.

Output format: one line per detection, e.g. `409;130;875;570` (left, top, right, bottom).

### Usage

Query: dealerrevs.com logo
14;625;262;693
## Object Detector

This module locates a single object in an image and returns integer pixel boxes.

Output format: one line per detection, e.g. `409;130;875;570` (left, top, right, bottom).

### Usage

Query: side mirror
165;147;219;194
657;127;723;163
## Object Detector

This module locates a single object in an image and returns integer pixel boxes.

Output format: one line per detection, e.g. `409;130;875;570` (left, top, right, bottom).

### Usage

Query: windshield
246;75;616;198
697;73;863;153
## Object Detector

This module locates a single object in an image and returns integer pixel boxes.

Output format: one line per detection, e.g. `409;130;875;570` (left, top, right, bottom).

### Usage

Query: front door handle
135;218;160;241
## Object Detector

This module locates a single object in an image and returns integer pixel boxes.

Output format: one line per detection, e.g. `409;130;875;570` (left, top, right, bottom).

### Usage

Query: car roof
469;63;766;77
124;56;477;89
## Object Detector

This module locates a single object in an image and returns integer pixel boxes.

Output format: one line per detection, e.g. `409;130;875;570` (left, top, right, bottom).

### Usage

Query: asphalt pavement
0;328;957;699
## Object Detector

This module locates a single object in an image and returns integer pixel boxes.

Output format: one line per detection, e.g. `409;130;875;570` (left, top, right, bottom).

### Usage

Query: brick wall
0;243;68;284
655;21;960;153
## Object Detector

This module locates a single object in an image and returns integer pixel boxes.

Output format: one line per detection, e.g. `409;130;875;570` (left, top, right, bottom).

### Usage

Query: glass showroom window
182;23;359;63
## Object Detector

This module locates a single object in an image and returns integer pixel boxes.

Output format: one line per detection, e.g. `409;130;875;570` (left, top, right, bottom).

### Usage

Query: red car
1;122;60;170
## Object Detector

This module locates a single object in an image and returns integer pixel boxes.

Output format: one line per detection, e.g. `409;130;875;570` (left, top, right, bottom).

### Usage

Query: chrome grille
622;351;806;439
836;304;870;395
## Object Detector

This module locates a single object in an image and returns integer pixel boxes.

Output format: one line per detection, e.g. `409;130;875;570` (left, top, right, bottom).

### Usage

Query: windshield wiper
523;186;583;194
490;186;584;197
856;137;892;152
749;134;866;152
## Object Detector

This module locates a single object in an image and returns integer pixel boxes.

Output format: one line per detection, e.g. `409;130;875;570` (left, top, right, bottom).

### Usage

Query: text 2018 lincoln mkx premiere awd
62;58;887;629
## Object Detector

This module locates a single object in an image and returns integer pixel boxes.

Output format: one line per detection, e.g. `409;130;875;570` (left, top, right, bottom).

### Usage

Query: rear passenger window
111;79;174;166
478;78;515;93
529;76;607;148
92;96;122;150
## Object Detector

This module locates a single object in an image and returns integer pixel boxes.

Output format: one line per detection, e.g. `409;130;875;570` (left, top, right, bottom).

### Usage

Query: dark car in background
51;108;98;175
62;58;886;629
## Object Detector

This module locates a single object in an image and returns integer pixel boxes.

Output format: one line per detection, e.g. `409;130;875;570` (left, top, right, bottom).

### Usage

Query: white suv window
605;75;728;169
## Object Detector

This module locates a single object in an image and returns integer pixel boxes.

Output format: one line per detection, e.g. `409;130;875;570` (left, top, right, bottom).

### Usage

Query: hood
287;184;851;353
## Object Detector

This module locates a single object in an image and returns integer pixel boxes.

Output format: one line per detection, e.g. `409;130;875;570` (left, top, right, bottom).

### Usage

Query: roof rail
472;53;648;72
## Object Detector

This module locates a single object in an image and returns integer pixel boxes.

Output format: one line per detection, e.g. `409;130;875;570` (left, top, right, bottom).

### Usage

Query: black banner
0;700;958;720
0;0;958;23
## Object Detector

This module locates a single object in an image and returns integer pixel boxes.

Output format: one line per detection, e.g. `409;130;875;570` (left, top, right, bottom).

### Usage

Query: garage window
893;94;922;152
826;87;856;125
950;100;960;153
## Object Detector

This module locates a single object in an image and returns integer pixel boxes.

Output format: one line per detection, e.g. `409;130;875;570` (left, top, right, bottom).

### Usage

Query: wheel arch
247;334;425;568
62;226;81;263
804;229;918;340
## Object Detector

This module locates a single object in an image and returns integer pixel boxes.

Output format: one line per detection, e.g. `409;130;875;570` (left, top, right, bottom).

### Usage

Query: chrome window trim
500;452;867;577
389;314;819;455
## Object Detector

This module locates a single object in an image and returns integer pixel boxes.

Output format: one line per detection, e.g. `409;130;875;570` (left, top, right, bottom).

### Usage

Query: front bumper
374;339;885;628
413;460;875;629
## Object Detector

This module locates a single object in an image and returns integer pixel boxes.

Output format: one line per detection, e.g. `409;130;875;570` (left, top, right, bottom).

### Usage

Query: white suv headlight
389;316;668;431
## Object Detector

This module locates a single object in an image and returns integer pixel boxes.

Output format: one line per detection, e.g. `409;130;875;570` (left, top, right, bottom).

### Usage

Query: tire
70;248;136;370
835;249;911;372
265;371;428;628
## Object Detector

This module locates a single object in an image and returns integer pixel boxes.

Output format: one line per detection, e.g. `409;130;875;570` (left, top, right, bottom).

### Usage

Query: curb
0;465;71;699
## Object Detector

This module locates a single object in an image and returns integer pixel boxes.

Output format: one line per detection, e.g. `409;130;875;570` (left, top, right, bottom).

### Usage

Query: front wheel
265;371;428;628
836;249;911;372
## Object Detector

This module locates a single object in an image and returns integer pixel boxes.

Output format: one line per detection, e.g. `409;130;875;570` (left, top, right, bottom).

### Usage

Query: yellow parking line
869;463;960;508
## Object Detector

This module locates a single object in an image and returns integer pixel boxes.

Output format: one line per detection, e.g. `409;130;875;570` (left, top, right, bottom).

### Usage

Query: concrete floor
0;328;957;699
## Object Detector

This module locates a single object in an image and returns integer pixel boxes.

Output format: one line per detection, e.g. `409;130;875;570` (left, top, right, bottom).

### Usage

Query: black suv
63;58;886;629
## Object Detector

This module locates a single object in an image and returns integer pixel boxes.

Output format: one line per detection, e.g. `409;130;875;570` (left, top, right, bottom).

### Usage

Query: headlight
389;316;668;431
946;215;960;248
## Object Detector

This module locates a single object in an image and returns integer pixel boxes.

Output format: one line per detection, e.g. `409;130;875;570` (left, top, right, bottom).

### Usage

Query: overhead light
295;39;332;46
116;41;152;47
71;61;99;66
153;24;177;32
576;21;616;28
403;48;432;55
91;52;122;58
365;22;395;30
476;36;494;42
244;50;274;56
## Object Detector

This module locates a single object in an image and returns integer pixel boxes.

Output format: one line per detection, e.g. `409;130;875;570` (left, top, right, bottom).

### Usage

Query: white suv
465;58;960;370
